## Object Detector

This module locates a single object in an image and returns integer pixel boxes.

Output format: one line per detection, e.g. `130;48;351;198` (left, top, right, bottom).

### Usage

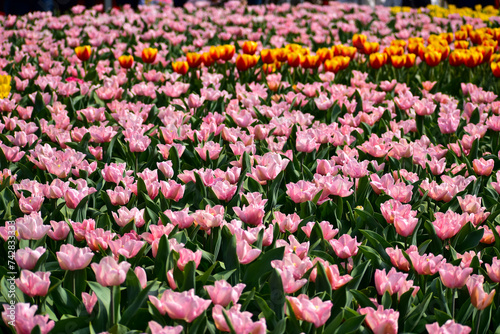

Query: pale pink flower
286;294;333;328
205;280;246;307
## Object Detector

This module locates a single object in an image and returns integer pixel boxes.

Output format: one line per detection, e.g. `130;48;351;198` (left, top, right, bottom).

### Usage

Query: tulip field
4;1;500;333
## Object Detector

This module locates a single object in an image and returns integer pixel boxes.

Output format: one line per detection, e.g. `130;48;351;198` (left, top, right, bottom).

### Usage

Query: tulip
469;281;495;310
82;292;98;314
201;52;214;66
260;49;276;64
426;320;471;334
439;263;473;289
141;48;158;64
134;267;147;289
369;53;387;69
491;62;500;78
287;294;333;328
75;45;91;61
205;280;246;307
186;52;202;68
2;303;55;334
118;55;134;69
148;289;211;322
287;52;301;67
472;158;494;176
212;304;266;334
15;247;46;270
91;256;131;287
16;212;51;240
330;234;361;259
352;34;367;49
177;248;202;271
16;270;51;297
236;239;261;264
172;61;189;75
148;322;183;334
209;46;221;61
56;244;94;271
219;44;235;61
358;306;399;334
485;257;500;282
242;41;258;55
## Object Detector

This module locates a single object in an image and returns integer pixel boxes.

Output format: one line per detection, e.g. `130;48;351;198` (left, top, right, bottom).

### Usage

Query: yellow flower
0;75;11;99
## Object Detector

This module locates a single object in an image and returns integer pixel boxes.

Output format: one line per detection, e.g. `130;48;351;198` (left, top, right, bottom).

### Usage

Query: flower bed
1;2;500;334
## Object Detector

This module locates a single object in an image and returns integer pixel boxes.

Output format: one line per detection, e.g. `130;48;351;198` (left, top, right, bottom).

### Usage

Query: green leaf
243;247;285;289
120;280;157;327
333;314;366;334
153;235;170;282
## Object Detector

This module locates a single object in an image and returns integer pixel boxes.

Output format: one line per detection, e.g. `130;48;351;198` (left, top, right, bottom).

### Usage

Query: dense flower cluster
1;2;500;334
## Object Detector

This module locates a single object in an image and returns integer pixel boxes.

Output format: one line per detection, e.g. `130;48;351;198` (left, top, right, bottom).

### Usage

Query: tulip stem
110;287;115;327
451;288;455;319
475;310;481;334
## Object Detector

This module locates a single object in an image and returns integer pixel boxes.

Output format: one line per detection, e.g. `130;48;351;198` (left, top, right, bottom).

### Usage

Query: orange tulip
404;53;416;68
424;51;442;67
448;50;464;67
275;48;288;62
390;40;407;49
219;45;235;61
75;45;91;62
407;42;424;55
242;41;258;55
454;40;469;49
390;55;405;69
341;46;357;59
439;33;454;44
369;53;387;69
324;58;342;73
286;52;301;67
352;34;367;49
455;30;468;41
476;46;493;63
209;46;221;61
316;48;331;62
260;49;276;64
172;61;189;75
384;45;404;57
118;55;134;69
491;62;500;77
469;31;484;45
464;51;483;68
201;53;214;67
141;48;158;64
235;54;254;71
362;42;380;55
332;45;343;57
301;55;320;69
490;54;500;63
186;52;202;68
285;44;302;53
338;56;350;70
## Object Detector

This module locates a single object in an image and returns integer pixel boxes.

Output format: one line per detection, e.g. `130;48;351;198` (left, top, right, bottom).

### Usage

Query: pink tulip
160;180;185;202
91;256;131;287
148;321;183;334
15;247;46;270
409;252;445;276
286;180;319;203
287;294;333;328
233;204;265;226
472;158;494;176
438;263;473;289
276;267;308;293
19;195;44;214
106;186;131;206
469;280;495;310
330;234;361;259
112;207;145;228
425;320;471;334
375;268;417;298
167;269;177;290
16;212;51;240
82;292;98;314
157;161;174;179
212;304;266;334
15;270;51;297
310;262;353;290
177;248;202;271
211;180;237;202
108;237;145;259
302;221;339;241
164;208;194;229
432;211;467;240
148;289;211;322
187;93;205;109
71;218;96;242
358;306;399;334
191;205;224;230
236;239;261;264
2;303;55;334
134;267;147;289
486;257;500;282
205;280;246;307
385;246;417;272
273;212;301;233
56;244;94;271
85;228;116;252
195;141;222;161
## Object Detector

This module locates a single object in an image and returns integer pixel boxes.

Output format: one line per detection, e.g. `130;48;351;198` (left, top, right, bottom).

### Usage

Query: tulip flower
172;61;189;75
91;256;131;287
16;270;51;297
75;45;91;61
469;281;495;310
287;294;333;328
118;55;134;69
186;52;202;68
56;244;94;271
439;263;473;289
82;292;98;314
205;280;246;307
148;322;183;334
358;306;399;334
426;320;471;334
148;289;211;322
330;234;361;259
212;304;266;333
2;303;55;334
141;48;158;64
242;41;258;55
15;247;46;270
